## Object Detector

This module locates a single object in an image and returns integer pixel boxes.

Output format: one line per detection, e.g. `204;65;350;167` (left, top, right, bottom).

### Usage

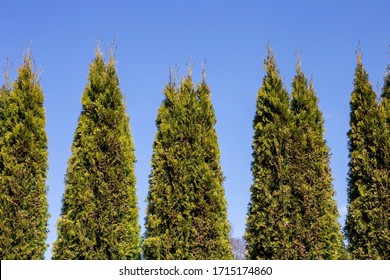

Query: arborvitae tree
0;52;49;259
288;59;345;259
245;46;293;259
345;53;389;259
143;68;232;260
0;79;11;258
192;77;231;258
52;49;140;259
375;62;390;259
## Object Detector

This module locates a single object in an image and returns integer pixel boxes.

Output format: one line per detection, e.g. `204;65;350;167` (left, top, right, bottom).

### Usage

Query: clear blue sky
1;0;389;259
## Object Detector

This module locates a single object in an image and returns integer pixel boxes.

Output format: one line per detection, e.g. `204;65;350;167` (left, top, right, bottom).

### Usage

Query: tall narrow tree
345;53;389;259
245;46;292;259
374;62;390;259
0;75;12;258
288;59;345;259
143;68;232;259
0;52;49;259
53;49;140;259
192;75;231;258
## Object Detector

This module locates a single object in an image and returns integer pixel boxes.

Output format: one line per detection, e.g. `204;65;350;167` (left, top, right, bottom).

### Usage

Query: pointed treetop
356;42;363;65
22;44;33;67
201;59;207;84
186;56;194;77
264;42;278;74
107;51;117;71
23;40;34;62
20;46;42;83
109;36;117;61
3;58;12;89
168;65;179;87
94;39;104;59
295;48;302;73
266;40;272;55
266;41;272;61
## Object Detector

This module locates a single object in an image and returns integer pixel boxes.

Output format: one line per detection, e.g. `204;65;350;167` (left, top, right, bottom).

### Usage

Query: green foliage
345;55;390;259
288;61;345;259
246;48;347;260
143;70;232;260
245;46;293;259
381;64;390;125
0;52;49;259
52;50;140;259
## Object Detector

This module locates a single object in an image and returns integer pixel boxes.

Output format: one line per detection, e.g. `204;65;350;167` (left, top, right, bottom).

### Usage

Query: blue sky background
1;0;389;259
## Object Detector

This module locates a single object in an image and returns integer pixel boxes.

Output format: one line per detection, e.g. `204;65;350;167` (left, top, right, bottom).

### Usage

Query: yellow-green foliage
288;61;345;259
143;71;232;260
52;50;140;259
245;46;292;259
0;52;49;259
345;55;389;259
246;48;346;260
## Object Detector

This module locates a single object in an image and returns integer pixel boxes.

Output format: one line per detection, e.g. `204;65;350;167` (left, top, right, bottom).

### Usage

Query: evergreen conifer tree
345;53;389;259
0;52;49;259
143;68;232;260
375;62;390;259
288;59;345;259
245;46;292;259
52;49;140;259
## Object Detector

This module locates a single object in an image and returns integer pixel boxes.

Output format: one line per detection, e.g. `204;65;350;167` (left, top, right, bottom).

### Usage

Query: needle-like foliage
245;46;292;259
345;53;389;259
288;60;345;259
143;69;232;259
0;52;49;259
53;49;140;259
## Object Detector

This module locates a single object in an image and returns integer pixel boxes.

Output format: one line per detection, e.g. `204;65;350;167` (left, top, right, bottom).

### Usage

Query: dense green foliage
0;53;49;259
245;47;292;259
344;55;390;259
288;61;345;259
52;50;140;259
143;70;232;259
2;44;387;260
245;48;346;260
